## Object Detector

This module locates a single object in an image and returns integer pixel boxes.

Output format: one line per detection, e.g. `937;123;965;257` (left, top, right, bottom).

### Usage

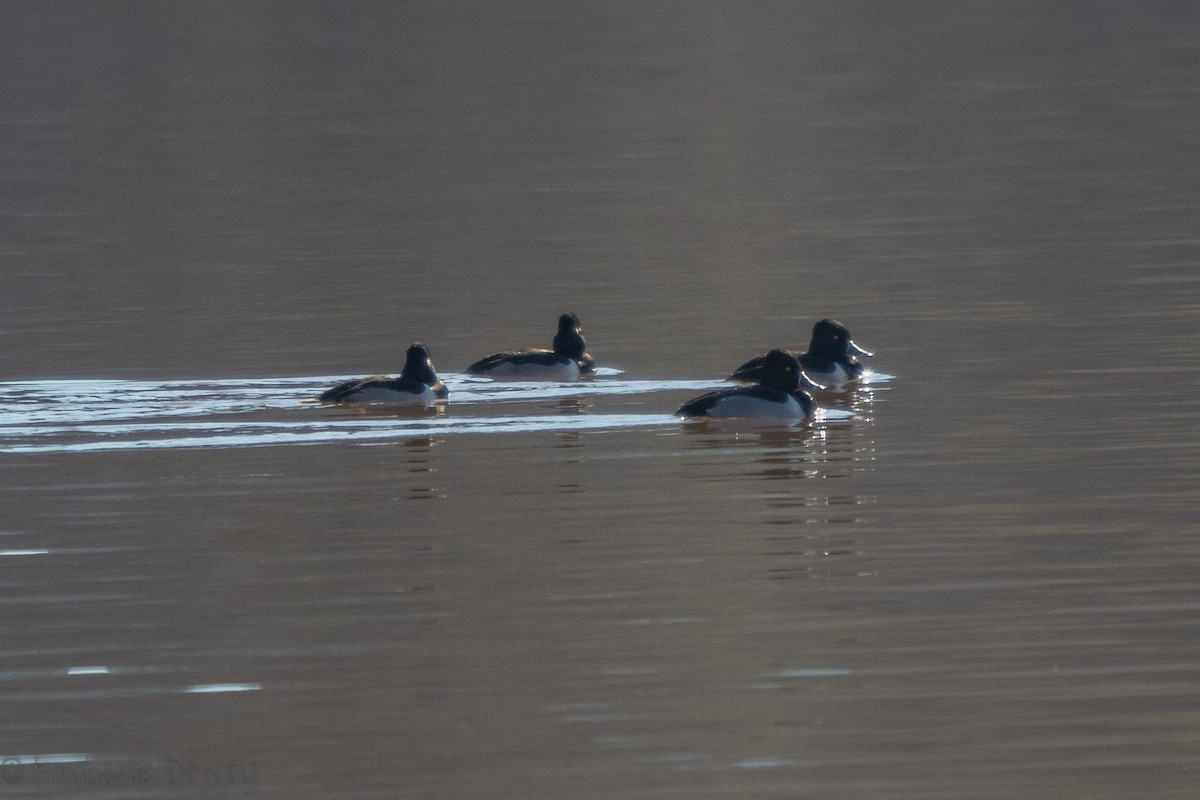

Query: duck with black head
319;343;448;406
729;318;873;388
678;350;821;421
466;313;594;380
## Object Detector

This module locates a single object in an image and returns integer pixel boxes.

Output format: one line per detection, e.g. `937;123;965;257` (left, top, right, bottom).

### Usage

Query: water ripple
0;375;879;453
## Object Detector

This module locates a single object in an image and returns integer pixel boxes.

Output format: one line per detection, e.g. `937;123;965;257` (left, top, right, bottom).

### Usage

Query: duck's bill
800;371;827;392
849;340;874;358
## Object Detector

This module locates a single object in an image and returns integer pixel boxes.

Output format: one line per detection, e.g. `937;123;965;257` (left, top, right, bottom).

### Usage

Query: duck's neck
554;331;585;359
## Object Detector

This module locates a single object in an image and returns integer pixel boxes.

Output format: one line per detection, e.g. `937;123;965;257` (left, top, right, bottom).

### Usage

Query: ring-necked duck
729;319;873;388
465;313;595;380
319;343;448;405
678;350;817;421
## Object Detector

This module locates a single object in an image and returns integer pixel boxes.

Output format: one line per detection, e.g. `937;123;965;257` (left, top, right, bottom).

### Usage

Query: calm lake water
2;4;1199;799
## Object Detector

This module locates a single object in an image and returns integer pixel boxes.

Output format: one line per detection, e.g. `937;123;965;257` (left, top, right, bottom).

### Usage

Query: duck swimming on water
679;349;820;421
729;318;873;388
319;343;448;406
466;313;594;380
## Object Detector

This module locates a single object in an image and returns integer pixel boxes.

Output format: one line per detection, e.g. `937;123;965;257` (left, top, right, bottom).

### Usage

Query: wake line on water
0;414;681;453
0;374;725;423
0;374;873;453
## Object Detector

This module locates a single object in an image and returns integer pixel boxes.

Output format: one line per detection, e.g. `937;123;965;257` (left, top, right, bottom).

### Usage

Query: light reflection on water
0;373;888;799
0;375;876;453
4;3;1198;798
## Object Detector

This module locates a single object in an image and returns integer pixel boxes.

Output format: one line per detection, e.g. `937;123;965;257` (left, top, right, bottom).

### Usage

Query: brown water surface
2;4;1199;799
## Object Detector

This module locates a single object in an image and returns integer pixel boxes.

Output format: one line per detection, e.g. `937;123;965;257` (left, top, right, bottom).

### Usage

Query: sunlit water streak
0;375;884;453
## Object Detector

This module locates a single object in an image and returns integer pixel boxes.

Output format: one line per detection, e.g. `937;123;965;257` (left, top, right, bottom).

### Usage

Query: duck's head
810;318;873;362
402;343;438;383
760;349;804;392
557;312;582;336
553;313;586;358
